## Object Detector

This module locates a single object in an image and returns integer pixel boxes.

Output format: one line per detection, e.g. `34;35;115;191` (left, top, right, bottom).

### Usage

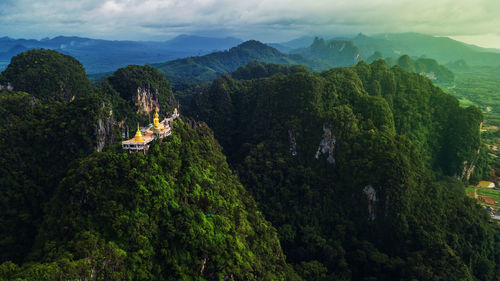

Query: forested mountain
100;64;177;130
0;50;298;280
3;32;498;76
1;46;498;281
0;50;117;265
149;37;455;97
0;91;115;265
291;37;361;67
231;60;309;80
191;60;496;280
0;49;90;101
151;40;321;83
0;120;298;280
0;35;242;74
390;55;455;83
352;32;500;66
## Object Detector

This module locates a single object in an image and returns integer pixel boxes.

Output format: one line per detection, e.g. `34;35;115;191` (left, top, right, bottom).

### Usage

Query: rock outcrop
136;86;160;115
363;185;377;221
95;102;115;152
315;125;336;164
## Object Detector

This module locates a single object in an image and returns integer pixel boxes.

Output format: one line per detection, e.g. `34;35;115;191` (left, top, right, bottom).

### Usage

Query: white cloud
1;0;500;46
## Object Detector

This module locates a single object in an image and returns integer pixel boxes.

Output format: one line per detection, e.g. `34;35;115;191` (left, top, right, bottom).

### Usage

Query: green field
477;188;500;207
465;186;476;198
457;97;477;108
438;66;500;127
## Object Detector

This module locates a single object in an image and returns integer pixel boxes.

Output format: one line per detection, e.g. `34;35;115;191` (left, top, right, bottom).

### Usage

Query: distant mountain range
0;35;242;73
151;37;455;84
3;32;500;78
352;32;500;66
151;40;323;83
272;32;500;67
268;36;316;53
292;37;361;67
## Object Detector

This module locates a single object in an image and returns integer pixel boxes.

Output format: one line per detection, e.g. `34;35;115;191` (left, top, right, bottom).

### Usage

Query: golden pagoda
134;123;144;142
122;107;179;153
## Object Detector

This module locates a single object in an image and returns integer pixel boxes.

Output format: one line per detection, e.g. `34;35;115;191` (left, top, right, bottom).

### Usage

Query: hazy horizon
1;0;500;48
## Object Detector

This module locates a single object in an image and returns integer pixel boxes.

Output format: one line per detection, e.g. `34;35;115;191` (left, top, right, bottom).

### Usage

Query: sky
1;0;500;48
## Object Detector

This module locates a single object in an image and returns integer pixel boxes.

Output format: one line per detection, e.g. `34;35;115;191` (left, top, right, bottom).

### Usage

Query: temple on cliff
122;107;179;153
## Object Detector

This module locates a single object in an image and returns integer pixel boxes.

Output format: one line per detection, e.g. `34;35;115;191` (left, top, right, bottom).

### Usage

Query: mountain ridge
151;40;321;83
0;35;243;74
356;32;500;65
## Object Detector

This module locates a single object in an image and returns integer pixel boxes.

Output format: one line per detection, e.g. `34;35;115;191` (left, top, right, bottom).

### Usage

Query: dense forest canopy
0;50;118;263
191;60;496;280
0;48;498;281
0;49;90;101
232;60;309;80
0;50;298;280
0;90;114;264
0;120;298;280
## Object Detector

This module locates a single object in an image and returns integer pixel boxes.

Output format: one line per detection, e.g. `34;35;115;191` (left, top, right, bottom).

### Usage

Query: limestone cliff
315;125;336;164
363;185;377;221
136;86;160;115
460;146;482;182
95;101;115;152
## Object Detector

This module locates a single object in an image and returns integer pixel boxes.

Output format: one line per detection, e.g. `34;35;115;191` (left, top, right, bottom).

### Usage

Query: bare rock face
315;125;336;164
461;161;475;182
363;185;377;221
95;102;115;152
136;86;159;115
460;146;481;182
421;71;437;81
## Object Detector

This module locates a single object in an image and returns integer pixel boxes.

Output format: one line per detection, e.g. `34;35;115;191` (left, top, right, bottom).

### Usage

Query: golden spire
134;123;144;142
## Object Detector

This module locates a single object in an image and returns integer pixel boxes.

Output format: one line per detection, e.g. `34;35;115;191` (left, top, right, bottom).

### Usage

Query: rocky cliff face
363;185;377;221
136;86;159;115
460;146;482;182
95;101;115;152
315;125;336;164
295;37;361;67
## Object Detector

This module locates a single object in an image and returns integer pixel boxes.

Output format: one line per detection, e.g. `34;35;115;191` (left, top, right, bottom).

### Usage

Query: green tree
1;49;90;101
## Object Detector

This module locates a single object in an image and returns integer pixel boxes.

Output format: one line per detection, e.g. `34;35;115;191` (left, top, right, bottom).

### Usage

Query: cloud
0;0;499;46
141;23;190;29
